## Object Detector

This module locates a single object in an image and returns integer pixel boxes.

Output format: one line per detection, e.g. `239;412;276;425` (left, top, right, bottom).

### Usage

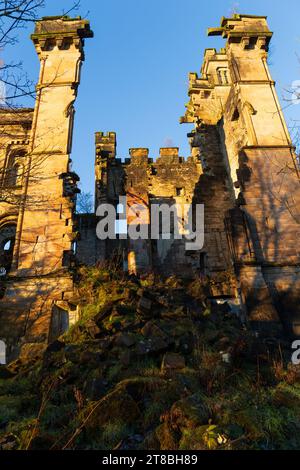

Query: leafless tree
0;1;83;209
76;191;94;214
0;1;81;106
280;56;300;159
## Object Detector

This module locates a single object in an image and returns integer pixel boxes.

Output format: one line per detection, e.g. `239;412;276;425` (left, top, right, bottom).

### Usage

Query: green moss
100;421;133;450
106;363;124;383
143;401;166;429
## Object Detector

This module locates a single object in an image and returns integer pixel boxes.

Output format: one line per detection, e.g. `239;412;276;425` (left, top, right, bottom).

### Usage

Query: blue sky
3;0;300;193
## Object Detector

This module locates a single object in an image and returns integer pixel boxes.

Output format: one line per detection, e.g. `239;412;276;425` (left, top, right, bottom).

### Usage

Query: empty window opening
49;306;69;343
176;187;185;196
0;225;16;274
217;68;229;85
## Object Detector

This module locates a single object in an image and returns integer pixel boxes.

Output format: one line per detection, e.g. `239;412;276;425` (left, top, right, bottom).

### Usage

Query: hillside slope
0;266;299;450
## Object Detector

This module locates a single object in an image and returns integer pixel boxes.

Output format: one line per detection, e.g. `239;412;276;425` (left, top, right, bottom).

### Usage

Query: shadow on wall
0;252;74;353
231;148;300;336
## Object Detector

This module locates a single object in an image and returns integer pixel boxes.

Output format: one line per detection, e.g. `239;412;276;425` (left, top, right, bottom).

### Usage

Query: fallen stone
83;389;140;429
161;353;185;371
0;433;18;450
114;332;136;348
175;332;194;355
141;321;166;339
137;296;153;316
94;302;115;326
46;339;65;353
161;306;186;320
169;394;211;430
84;376;107;401
84;319;101;338
116;377;165;401
119;349;131;367
136;337;169;356
158;318;194;339
96;338;113;350
65;344;81;363
122;287;136;301
79;350;103;365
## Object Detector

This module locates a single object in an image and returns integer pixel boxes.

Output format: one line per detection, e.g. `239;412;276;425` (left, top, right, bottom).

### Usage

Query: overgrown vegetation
0;264;299;450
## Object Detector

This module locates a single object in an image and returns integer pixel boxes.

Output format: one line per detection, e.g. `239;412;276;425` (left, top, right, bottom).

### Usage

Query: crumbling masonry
0;14;300;360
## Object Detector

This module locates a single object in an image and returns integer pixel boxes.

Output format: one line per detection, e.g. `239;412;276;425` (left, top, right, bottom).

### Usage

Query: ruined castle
0;14;300;361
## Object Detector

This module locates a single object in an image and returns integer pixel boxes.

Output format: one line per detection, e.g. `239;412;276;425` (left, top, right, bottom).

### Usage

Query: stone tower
0;17;93;359
181;14;300;334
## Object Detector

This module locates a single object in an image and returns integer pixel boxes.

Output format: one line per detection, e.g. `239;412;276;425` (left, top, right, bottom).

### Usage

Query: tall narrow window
217;68;229;85
4;150;26;188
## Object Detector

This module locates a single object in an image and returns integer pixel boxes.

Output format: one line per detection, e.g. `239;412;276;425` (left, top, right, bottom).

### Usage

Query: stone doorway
49;305;69;343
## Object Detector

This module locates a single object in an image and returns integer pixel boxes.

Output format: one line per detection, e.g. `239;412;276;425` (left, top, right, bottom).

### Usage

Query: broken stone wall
75;214;105;265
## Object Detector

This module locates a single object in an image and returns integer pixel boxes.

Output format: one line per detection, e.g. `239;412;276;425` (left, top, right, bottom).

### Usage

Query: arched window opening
0;224;16;275
14;164;24;187
6;163;24;187
4;150;26;188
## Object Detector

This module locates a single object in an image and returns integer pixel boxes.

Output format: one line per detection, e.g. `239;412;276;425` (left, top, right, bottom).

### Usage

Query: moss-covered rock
81;388;141;431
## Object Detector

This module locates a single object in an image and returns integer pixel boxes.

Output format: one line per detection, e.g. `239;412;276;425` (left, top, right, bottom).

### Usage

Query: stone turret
181;14;300;334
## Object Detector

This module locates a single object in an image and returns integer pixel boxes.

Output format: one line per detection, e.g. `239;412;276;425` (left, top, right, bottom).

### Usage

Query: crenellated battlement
94;133;200;168
95;131;117;145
